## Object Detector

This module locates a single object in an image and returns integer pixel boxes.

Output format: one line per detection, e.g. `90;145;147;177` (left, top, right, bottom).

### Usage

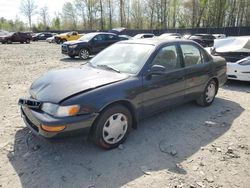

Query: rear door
105;34;118;46
180;43;212;100
142;44;185;115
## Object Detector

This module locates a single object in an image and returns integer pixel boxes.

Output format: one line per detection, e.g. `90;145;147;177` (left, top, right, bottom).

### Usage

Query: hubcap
80;49;89;59
205;83;216;103
102;113;128;144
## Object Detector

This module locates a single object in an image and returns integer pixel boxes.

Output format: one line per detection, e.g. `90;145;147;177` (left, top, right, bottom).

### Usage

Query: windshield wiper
97;64;120;73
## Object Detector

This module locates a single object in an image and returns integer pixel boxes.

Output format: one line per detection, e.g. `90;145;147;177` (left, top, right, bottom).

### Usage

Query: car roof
193;33;213;36
87;32;117;35
134;33;154;36
118;38;196;46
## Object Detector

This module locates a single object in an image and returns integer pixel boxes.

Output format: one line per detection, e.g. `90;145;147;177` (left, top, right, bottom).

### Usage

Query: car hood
64;40;86;45
29;65;129;103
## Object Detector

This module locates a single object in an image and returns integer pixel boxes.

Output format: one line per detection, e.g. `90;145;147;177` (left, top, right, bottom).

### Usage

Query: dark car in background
62;32;120;59
32;32;55;41
189;34;215;47
19;39;227;149
0;32;32;44
118;35;132;40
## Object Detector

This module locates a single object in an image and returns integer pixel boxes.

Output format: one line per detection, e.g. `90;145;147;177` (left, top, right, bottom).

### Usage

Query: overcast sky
0;0;69;23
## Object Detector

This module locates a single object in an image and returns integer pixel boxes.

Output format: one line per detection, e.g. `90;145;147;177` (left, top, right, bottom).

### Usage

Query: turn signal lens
41;125;66;132
69;105;80;116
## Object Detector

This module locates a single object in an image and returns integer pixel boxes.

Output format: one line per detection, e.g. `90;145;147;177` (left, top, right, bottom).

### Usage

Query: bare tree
62;2;78;29
40;6;49;28
20;0;37;29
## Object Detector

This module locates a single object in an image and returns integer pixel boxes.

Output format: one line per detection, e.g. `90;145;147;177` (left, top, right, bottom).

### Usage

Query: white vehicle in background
183;34;191;39
158;33;182;39
227;57;250;81
132;33;155;39
210;36;250;81
46;36;55;43
213;34;226;39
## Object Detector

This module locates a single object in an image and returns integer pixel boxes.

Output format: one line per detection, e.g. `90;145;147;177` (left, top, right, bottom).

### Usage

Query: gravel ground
0;42;250;188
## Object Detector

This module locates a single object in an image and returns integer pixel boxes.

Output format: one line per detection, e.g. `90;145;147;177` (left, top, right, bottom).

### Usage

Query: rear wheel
196;79;217;106
25;39;30;44
79;48;90;60
91;105;132;149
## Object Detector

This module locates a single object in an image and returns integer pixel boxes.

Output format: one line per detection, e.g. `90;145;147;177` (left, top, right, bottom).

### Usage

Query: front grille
18;98;41;109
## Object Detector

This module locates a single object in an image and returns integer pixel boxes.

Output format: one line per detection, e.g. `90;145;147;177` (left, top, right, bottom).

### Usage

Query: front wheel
91;105;132;149
25;39;30;44
196;79;217;106
79;48;90;60
7;39;12;44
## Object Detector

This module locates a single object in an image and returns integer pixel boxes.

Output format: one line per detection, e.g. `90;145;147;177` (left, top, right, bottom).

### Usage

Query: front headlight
41;103;80;117
238;59;250;66
68;44;78;49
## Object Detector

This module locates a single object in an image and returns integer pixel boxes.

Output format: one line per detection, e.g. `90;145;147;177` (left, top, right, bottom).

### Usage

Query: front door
92;34;108;53
142;44;185;116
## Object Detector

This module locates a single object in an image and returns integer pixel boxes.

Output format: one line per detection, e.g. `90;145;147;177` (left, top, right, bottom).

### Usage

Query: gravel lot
0;42;250;188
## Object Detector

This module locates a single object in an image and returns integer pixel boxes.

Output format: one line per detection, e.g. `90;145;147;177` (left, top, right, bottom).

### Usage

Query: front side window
93;34;105;41
180;44;202;66
151;45;181;70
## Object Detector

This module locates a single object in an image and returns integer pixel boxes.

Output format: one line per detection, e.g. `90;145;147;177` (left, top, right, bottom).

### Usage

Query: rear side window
144;35;153;38
180;44;202;66
151;45;181;70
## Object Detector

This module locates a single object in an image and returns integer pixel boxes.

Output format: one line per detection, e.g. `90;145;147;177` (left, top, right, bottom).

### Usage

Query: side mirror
150;65;166;75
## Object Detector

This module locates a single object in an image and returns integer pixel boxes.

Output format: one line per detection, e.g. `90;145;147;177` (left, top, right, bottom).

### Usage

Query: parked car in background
158;33;182;39
183;34;191;39
133;33;155;39
0;30;9;36
118;35;132;40
189;34;215;47
19;39;227;149
227;57;250;81
213;34;226;39
46;35;57;43
0;32;32;44
210;36;250;81
32;32;54;41
54;31;83;44
62;32;120;59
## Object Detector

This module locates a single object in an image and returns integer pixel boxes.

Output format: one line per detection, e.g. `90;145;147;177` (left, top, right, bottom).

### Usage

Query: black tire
2;41;6;44
7;39;12;44
69;55;75;59
79;48;90;60
91;105;132;149
196;79;217;107
25;39;30;44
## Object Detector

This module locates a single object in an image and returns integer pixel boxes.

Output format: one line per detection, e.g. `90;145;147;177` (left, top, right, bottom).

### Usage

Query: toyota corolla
18;39;227;149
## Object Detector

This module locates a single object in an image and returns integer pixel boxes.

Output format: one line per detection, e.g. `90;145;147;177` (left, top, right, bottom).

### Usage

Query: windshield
90;43;154;74
79;33;97;41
